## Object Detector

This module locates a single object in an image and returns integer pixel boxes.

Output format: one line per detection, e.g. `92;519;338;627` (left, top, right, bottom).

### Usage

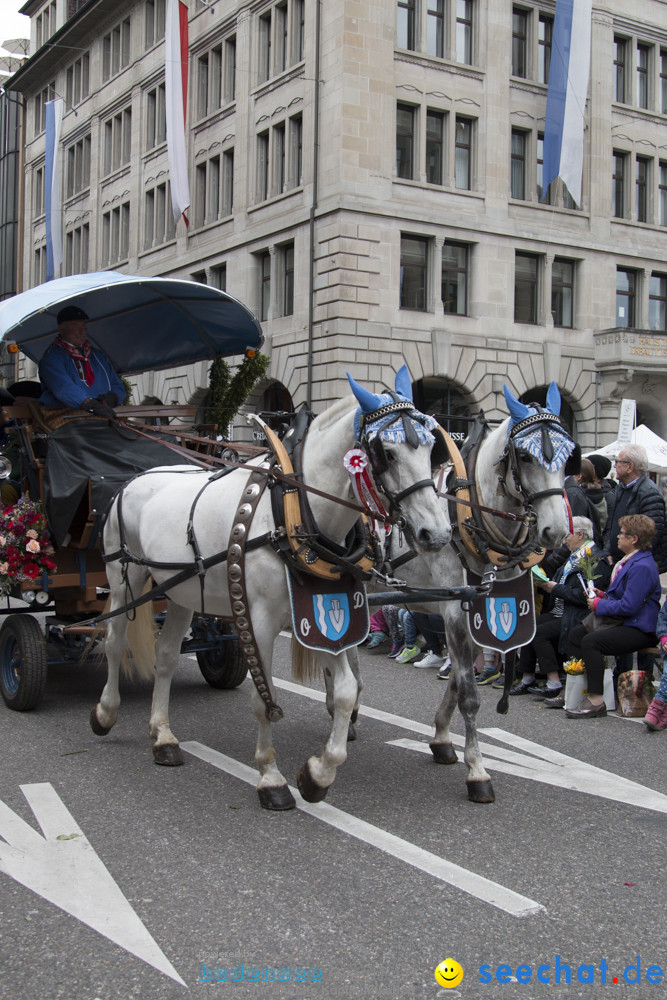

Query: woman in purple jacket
564;514;660;719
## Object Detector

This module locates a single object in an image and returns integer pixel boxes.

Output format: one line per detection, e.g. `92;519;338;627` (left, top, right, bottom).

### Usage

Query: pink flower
26;539;41;554
0;562;8;575
26;529;39;539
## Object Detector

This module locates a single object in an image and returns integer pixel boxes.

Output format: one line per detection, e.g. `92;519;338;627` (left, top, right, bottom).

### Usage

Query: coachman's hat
56;305;89;324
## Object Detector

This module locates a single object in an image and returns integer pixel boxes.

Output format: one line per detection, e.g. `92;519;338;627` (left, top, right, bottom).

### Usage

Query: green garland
207;352;271;434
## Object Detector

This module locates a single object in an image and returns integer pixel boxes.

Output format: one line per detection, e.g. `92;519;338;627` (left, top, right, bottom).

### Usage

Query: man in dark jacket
602;444;667;573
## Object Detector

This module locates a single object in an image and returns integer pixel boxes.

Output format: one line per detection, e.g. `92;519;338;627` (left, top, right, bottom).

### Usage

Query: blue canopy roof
0;272;264;375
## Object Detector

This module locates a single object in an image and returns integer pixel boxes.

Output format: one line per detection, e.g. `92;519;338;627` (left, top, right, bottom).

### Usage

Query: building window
510;129;527;200
145;0;166;49
225;36;237;101
456;0;473;65
649;273;667;331
33;166;45;216
197;36;236;118
66;136;91;199
35;2;56;49
103;107;132;175
65;223;89;276
276;1;288;74
427;0;445;59
259;251;271;321
551;258;574;328
616;268;636;327
614;36;627;103
514;252;539;324
426;110;445;185
637;43;650;109
66;54;90;108
455;117;473;190
441;242;468;315
636;156;650;222
400;235;429;311
34;82;55;137
102;202;131;266
144;182;175;248
34;245;48;284
612;151;627;218
257;131;269;201
397;0;416;51
210;264;227;291
195;157;219;227
660;161;667;226
536;132;550;204
661;50;667;114
293;0;305;62
259;10;271;82
273;123;286;194
396;104;416;180
102;17;131;82
146;84;166;149
289;114;303;187
512;8;528;79
538;14;552;84
222;149;234;216
281;242;294;316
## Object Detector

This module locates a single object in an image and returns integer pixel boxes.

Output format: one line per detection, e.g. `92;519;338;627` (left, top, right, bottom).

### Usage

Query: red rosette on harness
343;448;388;532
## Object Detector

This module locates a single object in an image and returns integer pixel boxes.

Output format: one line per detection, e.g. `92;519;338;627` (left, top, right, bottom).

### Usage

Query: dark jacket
565;478;603;546
602;475;667;572
594;549;661;633
550;546;612;654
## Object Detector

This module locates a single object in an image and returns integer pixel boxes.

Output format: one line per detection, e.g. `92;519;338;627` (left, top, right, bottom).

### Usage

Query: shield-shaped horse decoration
286;570;369;654
466;571;536;654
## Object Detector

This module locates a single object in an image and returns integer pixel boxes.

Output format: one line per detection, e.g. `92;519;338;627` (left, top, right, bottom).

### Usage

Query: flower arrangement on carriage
0;497;57;598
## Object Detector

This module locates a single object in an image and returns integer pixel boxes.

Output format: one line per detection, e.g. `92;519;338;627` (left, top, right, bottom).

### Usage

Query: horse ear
394;364;413;402
545;381;562;416
503;385;531;424
347;372;382;413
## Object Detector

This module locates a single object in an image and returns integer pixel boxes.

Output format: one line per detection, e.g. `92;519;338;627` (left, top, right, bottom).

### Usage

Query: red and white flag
165;0;190;226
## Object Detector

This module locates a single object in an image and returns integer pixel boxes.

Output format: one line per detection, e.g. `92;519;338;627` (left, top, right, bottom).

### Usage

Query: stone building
5;0;667;443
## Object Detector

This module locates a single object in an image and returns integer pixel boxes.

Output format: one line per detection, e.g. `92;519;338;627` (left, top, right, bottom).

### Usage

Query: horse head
500;382;574;549
347;366;451;551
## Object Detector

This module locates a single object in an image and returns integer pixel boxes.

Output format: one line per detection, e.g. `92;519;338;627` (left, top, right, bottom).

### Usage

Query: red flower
22;563;40;579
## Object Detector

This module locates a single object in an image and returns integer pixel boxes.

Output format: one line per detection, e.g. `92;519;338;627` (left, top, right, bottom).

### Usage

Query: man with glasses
602;444;667;573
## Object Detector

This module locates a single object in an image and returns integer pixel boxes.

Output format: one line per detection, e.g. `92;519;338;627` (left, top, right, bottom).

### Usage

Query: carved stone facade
8;0;667;443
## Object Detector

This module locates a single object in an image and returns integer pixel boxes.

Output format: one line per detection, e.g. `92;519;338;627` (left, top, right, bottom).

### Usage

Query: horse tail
291;636;320;685
124;584;157;681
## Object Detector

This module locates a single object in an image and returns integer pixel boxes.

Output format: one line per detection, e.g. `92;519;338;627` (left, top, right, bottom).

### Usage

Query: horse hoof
89;708;111;736
297;764;329;803
347;722;357;742
467;779;495;803
153;744;185;767
257;785;296;811
430;742;458;765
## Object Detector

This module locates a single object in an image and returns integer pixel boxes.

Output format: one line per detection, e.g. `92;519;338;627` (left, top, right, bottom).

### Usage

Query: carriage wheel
0;615;48;711
196;631;247;689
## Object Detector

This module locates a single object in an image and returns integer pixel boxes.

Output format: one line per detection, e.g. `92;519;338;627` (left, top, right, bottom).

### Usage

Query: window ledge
248;186;303;213
189;215;233;235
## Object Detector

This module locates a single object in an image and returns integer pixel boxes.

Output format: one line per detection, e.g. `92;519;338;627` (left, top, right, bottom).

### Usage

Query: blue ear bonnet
347;366;437;446
353;392;438;445
503;382;575;473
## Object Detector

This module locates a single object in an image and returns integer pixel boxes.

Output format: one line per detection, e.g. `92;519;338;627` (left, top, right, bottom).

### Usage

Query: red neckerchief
55;333;94;387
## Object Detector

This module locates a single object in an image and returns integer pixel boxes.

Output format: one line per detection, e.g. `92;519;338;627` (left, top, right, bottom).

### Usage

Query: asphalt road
0;633;665;1000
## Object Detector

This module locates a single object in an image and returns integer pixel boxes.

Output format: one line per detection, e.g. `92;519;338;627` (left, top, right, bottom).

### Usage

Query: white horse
347;382;573;803
90;367;452;810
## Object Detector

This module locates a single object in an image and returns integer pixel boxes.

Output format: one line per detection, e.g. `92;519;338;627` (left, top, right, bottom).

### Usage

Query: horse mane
310;393;356;432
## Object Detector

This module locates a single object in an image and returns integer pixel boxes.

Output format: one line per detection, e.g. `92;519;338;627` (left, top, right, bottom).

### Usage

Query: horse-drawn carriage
0;271;264;711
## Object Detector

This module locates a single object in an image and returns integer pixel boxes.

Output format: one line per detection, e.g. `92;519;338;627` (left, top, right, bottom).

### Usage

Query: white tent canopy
588;424;667;475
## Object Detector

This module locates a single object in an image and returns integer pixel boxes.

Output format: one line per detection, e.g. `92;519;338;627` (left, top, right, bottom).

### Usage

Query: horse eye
519;452;533;464
385;449;396;463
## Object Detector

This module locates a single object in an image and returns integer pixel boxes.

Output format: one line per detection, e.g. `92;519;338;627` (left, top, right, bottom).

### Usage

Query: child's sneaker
366;632;387;649
388;641;403;658
476;665;502;685
396;644;421;663
437;656;453;679
414;651;444;669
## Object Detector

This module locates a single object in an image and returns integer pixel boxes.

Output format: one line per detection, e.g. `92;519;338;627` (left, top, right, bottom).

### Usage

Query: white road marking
272;678;667;815
0;784;185;986
181;741;544;919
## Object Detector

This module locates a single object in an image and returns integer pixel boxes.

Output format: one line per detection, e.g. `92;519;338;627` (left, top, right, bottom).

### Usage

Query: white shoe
414;651;444;669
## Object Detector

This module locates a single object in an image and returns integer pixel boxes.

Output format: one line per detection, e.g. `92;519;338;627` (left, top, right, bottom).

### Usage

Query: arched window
519;386;575;436
412;376;474;445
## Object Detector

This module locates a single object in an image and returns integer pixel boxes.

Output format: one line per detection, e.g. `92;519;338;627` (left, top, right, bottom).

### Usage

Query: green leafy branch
207;353;271;435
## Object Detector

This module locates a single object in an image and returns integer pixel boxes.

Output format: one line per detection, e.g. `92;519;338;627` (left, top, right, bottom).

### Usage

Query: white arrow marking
182;741;544;919
269;677;667;816
0;784;185;986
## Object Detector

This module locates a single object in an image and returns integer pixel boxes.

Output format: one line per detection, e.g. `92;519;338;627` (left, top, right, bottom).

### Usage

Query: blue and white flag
541;0;592;207
44;97;63;280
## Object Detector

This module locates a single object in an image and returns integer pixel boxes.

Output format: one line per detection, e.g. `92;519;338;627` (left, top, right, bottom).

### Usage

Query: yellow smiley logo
434;958;464;988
